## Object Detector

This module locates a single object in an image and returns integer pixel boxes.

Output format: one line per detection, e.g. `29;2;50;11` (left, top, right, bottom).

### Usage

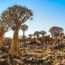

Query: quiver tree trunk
10;29;19;56
0;33;4;48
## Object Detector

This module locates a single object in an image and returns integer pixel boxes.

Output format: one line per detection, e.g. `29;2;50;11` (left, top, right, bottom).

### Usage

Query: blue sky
0;0;65;37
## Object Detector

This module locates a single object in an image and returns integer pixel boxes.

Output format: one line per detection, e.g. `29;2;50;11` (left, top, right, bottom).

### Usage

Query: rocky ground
0;40;65;65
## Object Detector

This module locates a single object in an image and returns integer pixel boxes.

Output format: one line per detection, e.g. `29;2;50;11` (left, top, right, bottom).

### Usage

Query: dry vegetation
0;5;65;65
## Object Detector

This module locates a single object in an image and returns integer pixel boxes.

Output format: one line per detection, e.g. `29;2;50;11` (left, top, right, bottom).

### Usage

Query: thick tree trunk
10;29;19;56
0;33;4;48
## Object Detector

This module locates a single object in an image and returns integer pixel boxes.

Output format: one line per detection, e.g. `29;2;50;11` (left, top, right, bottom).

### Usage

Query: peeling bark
10;29;19;56
10;19;20;56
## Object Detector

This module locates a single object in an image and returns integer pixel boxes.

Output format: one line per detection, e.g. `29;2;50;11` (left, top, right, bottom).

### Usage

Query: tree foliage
49;26;64;36
21;24;28;31
1;5;33;30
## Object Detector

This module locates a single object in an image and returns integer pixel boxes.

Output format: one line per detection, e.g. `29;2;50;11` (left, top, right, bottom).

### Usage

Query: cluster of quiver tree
0;5;64;57
0;5;33;56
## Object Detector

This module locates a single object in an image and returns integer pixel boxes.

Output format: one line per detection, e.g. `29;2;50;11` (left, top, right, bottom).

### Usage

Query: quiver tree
34;31;40;39
21;24;28;46
49;26;64;40
1;5;33;56
21;24;28;39
28;34;33;40
40;31;46;37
